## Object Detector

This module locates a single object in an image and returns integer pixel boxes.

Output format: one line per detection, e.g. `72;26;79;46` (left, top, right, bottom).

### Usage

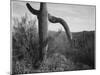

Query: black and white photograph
11;0;96;74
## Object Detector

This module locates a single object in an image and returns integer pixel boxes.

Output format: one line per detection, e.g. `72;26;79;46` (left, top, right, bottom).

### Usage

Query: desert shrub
72;32;95;69
38;53;76;72
12;14;40;74
65;46;95;69
64;31;95;69
72;48;95;69
66;39;95;68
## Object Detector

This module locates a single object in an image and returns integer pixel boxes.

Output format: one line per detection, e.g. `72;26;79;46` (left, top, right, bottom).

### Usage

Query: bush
38;53;76;72
12;14;40;74
72;48;95;69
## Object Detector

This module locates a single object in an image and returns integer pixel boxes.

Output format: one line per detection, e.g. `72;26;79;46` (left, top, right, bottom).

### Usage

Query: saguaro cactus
26;2;72;68
26;3;48;68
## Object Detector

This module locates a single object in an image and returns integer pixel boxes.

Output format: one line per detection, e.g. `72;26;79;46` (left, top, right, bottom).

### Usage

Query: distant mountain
48;30;95;49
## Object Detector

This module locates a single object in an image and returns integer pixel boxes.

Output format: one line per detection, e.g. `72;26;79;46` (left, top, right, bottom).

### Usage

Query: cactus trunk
26;2;48;68
38;3;48;62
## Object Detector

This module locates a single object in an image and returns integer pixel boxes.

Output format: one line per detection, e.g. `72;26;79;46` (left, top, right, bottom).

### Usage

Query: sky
11;0;96;32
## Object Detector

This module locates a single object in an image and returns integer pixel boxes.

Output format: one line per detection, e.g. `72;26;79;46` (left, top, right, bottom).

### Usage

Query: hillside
12;26;95;74
47;31;95;68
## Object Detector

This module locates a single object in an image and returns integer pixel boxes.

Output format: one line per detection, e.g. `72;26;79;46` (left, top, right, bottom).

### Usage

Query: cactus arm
48;14;72;44
26;3;39;15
